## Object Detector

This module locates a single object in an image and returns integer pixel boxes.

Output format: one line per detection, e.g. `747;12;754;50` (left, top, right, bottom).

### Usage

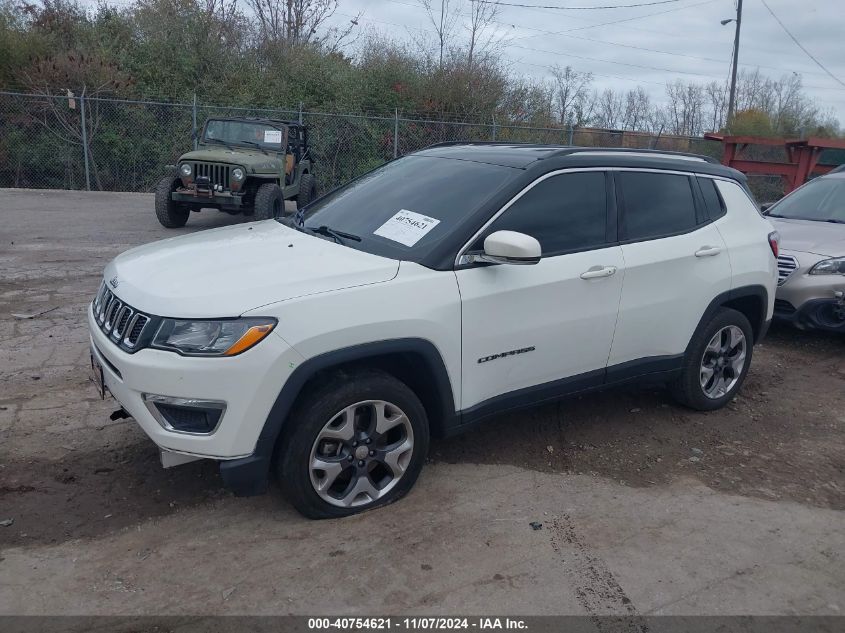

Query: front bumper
172;188;244;210
88;304;303;488
775;251;845;332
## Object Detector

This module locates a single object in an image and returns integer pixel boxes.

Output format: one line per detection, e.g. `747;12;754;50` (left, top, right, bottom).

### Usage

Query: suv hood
104;222;399;318
179;148;282;170
769;217;845;257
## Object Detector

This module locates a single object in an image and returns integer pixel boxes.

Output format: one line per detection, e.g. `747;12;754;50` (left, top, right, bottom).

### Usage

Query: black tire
295;173;317;207
154;176;189;228
670;307;754;411
277;368;430;519
253;182;284;220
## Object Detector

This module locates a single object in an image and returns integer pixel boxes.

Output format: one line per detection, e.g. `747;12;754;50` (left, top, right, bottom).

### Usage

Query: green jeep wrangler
154;117;317;228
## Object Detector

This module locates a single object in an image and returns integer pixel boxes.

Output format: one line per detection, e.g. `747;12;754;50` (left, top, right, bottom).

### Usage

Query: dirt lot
0;189;843;616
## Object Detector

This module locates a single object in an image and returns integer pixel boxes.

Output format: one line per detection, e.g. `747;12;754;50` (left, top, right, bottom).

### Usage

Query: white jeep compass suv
89;144;778;518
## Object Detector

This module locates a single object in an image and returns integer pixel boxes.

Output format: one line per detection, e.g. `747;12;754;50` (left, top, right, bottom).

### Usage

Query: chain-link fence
0;90;721;194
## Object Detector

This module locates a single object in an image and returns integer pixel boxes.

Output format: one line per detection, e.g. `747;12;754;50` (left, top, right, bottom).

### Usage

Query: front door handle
695;246;722;257
580;266;617;280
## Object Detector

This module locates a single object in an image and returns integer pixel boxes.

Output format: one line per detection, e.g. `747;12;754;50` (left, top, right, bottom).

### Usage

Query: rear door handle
695;246;722;257
580;266;617;280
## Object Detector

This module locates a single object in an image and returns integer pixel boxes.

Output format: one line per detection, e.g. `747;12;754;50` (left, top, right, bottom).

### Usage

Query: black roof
204;116;305;128
414;142;742;180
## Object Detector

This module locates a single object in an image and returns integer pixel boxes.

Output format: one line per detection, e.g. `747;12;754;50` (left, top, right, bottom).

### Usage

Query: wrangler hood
179;147;283;171
104;221;399;318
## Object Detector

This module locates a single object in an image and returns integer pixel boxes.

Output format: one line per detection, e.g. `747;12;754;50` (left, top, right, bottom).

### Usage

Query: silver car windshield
769;177;845;223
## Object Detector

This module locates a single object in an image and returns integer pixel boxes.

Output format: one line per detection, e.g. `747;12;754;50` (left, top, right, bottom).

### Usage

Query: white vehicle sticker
263;130;282;144
374;210;441;247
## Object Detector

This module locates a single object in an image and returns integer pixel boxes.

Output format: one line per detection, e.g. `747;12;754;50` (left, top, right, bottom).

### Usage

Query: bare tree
246;0;358;51
704;80;728;132
549;64;592;127
663;80;705;136
593;88;624;130
418;0;459;70
622;86;651;131
465;0;501;72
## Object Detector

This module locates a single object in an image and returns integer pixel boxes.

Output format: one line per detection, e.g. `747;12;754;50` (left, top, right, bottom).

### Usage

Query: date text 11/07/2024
307;617;529;630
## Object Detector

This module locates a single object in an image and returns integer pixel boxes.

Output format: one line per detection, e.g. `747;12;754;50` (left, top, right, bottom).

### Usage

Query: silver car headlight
232;167;245;181
179;163;192;177
809;257;845;275
152;318;277;356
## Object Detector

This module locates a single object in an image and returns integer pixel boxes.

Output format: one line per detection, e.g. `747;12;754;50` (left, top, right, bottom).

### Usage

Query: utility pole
439;0;445;70
726;0;744;128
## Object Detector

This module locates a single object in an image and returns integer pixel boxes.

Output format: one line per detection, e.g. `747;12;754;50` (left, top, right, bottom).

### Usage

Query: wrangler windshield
289;155;515;263
769;176;845;223
202;119;285;150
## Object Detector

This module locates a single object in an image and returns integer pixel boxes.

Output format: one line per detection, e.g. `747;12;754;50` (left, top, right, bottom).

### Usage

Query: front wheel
253;182;284;220
670;307;754;411
277;369;429;519
154;176;189;228
295;173;317;208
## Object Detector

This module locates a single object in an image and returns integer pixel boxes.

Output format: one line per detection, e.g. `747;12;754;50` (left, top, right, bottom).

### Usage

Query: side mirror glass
478;230;541;265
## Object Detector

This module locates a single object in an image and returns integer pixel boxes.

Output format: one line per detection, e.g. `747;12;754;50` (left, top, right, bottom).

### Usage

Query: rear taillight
768;231;780;258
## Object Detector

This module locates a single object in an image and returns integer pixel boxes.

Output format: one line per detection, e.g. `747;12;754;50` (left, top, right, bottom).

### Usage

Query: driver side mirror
477;230;541;265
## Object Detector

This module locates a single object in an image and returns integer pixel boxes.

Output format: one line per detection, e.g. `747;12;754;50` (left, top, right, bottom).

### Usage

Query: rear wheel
670;307;754;411
253;182;284;220
295;173;317;208
154;176;189;228
277;369;429;519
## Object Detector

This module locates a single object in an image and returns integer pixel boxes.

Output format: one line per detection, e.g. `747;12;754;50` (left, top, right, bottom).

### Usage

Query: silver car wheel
309;400;415;508
699;325;747;399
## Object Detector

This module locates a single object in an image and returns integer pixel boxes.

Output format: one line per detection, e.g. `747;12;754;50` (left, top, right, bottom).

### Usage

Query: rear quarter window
698;177;727;220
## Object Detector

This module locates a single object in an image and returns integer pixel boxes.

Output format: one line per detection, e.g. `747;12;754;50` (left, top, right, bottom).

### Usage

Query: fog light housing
143;394;226;435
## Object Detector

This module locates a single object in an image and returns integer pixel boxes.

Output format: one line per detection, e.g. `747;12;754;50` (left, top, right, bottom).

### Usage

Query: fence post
491;113;497;141
79;90;91;191
298;102;303;125
568;125;574;146
192;93;198;151
393;108;399;159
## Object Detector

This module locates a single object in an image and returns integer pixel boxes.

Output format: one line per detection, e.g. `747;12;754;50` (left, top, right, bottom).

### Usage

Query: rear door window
618;171;698;241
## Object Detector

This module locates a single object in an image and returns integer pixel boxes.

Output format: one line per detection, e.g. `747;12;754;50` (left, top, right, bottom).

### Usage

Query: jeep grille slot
193;162;230;189
777;255;798;285
91;281;153;352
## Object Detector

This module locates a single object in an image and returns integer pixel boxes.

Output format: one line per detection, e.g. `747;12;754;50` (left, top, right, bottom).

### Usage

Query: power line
759;0;845;89
471;0;689;9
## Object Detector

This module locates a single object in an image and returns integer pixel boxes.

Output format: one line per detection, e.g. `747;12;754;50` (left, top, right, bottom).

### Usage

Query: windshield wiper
307;225;362;244
241;140;268;155
824;218;845;224
203;138;237;151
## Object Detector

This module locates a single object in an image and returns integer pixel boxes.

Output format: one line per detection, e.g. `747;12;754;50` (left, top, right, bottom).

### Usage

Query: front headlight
152;318;277;356
809;257;845;275
232;167;245;181
179;163;192;177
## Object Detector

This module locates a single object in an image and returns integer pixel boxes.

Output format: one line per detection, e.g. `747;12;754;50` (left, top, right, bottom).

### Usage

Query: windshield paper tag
374;210;440;247
263;130;282;144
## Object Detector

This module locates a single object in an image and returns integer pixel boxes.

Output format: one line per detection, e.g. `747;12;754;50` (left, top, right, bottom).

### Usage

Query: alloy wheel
309;400;414;508
699;325;747;399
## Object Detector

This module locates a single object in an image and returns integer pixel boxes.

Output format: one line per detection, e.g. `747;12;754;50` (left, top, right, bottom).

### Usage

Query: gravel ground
0;189;843;617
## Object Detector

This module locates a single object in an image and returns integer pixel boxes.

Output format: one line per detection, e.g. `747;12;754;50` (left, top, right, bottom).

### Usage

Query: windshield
289;155;517;263
769;176;845;223
202;119;286;151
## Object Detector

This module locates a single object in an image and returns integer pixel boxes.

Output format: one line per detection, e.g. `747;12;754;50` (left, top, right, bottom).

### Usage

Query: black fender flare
690;284;770;350
220;338;456;496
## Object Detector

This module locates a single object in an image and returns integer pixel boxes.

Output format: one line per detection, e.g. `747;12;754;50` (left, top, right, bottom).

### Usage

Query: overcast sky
324;0;845;123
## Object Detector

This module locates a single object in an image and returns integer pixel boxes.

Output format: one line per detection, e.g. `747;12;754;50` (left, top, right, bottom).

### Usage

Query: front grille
777;255;798;285
92;281;153;351
192;162;230;189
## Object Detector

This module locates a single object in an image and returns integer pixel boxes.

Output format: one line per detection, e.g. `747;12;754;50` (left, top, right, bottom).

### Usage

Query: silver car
766;167;845;332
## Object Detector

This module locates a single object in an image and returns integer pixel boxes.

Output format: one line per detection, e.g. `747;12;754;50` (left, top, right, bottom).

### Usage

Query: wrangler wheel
277;369;429;519
154;175;189;228
254;183;284;220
